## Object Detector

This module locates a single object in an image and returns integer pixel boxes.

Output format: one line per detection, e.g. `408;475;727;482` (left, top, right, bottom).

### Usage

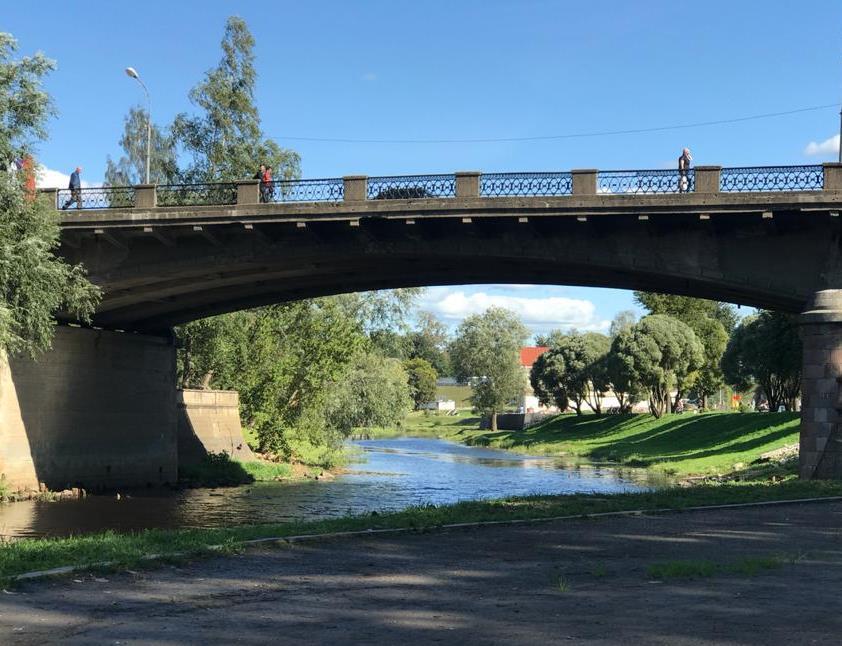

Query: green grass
179;453;296;487
240;460;294;481
648;555;785;580
2;480;841;585
395;411;799;478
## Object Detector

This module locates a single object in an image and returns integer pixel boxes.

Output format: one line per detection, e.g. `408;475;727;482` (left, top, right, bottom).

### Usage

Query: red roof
520;346;549;368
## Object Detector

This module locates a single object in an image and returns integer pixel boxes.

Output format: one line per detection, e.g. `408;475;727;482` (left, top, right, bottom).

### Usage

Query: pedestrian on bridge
261;165;273;203
678;148;692;193
254;164;265;202
62;167;83;209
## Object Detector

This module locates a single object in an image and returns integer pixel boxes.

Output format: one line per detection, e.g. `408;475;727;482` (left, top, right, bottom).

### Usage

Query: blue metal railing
49;164;831;210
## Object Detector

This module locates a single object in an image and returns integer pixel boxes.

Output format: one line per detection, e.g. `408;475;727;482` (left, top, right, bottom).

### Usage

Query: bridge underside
60;207;840;333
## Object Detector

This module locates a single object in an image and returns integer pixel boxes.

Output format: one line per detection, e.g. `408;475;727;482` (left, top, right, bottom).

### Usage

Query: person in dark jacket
62;167;83;209
677;148;692;193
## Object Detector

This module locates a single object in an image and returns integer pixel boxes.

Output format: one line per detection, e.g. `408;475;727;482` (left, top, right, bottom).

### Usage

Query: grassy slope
391;411;800;477
2;480;841;583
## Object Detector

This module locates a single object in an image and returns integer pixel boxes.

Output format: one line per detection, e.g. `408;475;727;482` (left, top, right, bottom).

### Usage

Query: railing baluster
480;172;573;197
720;165;823;192
367;174;456;199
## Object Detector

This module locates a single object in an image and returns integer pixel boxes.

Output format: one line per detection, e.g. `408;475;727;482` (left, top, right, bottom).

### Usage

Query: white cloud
804;134;840;157
420;288;610;334
36;165;94;189
361;72;377;82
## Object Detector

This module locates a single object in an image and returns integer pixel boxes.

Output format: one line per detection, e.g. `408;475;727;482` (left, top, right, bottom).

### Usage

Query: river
0;438;657;539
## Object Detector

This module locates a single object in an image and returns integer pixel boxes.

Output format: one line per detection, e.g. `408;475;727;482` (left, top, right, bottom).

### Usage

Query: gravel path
3;500;842;645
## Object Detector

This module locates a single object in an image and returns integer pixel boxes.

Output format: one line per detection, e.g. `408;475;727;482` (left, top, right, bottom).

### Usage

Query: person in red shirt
261;165;273;202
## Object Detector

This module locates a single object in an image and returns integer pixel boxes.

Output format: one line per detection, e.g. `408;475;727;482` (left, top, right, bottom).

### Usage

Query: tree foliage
407;311;451;375
635;291;733;408
325;354;413;434
450;307;528;431
0;33;100;357
403;357;438;408
177;299;367;465
171;17;300;183
530;332;610;415
609;310;637;339
721;311;801;411
104;106;178;186
176;290;424;465
610;315;704;417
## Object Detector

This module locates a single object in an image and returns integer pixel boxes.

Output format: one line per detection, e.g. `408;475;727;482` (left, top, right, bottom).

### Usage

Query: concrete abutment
1;326;178;491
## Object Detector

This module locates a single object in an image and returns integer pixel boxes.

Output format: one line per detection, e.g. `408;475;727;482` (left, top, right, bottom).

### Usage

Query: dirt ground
3;501;842;645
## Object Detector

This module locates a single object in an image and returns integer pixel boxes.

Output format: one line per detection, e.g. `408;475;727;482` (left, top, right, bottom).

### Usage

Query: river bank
2;480;841;585
373;410;800;480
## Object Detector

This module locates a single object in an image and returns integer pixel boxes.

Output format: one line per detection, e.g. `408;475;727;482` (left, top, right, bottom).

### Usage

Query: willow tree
0;33;99;357
450;307;528;431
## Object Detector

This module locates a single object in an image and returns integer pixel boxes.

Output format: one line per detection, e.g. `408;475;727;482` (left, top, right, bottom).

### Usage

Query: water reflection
0;438;656;539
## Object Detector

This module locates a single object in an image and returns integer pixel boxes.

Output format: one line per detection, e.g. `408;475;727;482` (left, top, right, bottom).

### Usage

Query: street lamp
124;66;152;185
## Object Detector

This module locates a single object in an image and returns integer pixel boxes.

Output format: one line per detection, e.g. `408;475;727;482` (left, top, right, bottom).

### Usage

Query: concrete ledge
178;388;255;465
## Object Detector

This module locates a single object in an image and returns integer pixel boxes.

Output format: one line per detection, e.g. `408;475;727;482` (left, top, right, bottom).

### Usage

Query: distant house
519;346;552;412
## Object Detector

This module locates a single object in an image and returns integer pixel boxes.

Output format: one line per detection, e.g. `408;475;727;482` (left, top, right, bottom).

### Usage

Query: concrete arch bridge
3;163;842;489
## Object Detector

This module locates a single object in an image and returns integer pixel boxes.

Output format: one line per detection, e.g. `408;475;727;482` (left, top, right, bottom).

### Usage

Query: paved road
3;501;842;645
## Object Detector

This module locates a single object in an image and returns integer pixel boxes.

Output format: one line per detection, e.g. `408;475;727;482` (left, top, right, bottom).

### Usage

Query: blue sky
5;0;841;338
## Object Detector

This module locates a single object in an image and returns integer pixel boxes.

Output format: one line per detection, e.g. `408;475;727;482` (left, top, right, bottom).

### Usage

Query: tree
403;357;438;408
171;17;300;183
601;335;640;412
325;354;413;434
530;332;610;415
634;292;738;333
609;310;637;338
407;311;451;375
530;349;570;411
611;315;704;417
450;307;528;431
0;33;100;357
104;106;178;186
690;315;729;409
721;311;801;411
635;292;733;407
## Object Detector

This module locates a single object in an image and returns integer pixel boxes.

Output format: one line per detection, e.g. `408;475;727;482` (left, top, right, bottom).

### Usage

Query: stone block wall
4;326;178;490
177;389;255;466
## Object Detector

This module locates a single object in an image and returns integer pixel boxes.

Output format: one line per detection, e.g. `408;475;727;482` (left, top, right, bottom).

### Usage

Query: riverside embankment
382;411;801;479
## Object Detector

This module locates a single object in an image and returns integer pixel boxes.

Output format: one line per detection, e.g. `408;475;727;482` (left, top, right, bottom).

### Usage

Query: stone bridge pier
801;290;842;478
0;326;178;491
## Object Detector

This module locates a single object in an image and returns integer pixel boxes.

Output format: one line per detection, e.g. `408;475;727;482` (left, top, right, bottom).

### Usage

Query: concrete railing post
40;188;59;209
134;184;157;209
571;169;598;195
800;289;842;479
455;171;481;198
823;163;842;191
236;180;260;205
343;175;368;201
693;166;721;194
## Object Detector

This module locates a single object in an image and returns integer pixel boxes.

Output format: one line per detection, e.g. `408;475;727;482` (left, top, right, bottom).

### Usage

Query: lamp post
124;67;151;184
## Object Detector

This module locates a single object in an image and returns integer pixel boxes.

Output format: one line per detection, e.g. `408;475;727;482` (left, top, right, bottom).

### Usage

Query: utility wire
273;102;839;145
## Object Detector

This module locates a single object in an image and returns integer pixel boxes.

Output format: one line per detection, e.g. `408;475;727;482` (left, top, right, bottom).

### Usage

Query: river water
0;438;655;539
